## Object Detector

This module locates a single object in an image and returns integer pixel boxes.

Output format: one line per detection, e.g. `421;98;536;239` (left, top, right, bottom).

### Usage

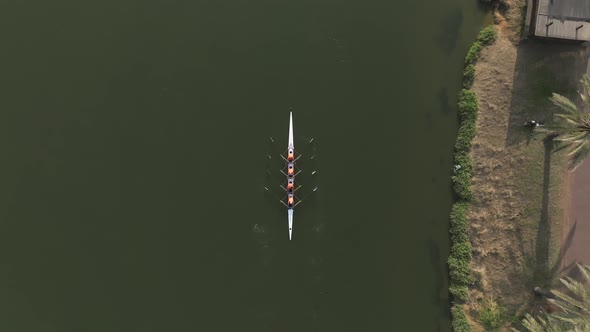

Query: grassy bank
449;25;497;332
451;1;585;329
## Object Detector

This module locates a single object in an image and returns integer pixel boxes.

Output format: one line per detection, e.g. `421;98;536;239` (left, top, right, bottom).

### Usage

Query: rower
287;150;294;161
287;182;294;191
288;196;294;207
288;165;294;176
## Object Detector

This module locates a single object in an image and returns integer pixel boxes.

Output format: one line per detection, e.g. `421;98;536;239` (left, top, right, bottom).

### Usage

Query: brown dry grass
464;0;589;330
496;0;527;43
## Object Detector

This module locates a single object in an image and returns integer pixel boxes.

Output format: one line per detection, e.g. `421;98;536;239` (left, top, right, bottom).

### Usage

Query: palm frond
554;131;589;143
519;265;590;331
567;142;590;171
546;77;590;169
517;313;546;332
554;112;582;126
536;124;566;135
552;290;586;313
578;264;590;284
579;75;590;107
551;93;582;115
561;278;590;306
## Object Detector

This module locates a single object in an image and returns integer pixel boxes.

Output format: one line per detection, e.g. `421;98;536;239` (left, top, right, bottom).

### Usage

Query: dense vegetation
449;25;496;332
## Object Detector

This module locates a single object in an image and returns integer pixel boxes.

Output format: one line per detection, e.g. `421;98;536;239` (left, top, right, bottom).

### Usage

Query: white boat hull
287;112;295;240
289;112;294;149
288;209;293;240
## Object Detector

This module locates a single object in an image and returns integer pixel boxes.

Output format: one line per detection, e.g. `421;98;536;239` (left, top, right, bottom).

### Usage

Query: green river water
0;1;486;331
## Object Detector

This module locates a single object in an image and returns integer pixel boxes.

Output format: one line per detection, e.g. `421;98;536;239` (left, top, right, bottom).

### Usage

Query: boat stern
288;208;293;240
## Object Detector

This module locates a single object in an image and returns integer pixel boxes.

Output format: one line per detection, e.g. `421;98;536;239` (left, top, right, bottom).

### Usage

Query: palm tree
515;264;590;331
542;75;590;171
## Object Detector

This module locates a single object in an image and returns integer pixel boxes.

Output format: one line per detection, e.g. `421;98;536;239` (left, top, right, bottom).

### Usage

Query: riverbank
448;24;497;332
458;0;589;330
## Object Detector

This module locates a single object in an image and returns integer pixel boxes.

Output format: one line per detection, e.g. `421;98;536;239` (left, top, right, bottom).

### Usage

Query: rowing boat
263;111;317;240
286;112;295;240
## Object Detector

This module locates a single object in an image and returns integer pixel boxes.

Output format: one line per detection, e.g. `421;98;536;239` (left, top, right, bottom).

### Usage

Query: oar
264;187;288;207
293;187;318;207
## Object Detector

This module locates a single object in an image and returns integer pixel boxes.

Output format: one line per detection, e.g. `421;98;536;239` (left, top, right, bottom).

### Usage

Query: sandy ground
467;26;536;331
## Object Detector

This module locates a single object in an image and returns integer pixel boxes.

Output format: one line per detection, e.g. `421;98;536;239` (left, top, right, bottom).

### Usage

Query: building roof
549;0;590;22
534;0;590;41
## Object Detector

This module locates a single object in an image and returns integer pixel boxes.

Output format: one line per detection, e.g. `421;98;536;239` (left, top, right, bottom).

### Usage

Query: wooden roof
534;0;590;41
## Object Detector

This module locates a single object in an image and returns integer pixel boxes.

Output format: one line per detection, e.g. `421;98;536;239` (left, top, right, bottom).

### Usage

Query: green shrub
448;25;492;332
449;284;468;302
448;256;474;285
451;242;472;261
451;305;472;332
452;89;478;201
455;124;476;153
476;25;497;45
465;41;483;64
449;202;469;243
449;201;468;221
464;26;496;65
452;170;473;201
463;64;475;88
479;298;504;329
458;89;478;122
454;153;473;174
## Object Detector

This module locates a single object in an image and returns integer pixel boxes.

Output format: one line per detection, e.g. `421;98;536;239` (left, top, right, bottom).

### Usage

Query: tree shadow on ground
530;135;578;288
532;137;554;287
514;216;578;288
511;137;562;289
506;40;587;146
509;138;588;323
509;138;579;316
499;40;588;318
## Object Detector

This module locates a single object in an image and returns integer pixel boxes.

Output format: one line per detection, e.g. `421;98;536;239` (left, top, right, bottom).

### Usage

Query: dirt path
559;47;590;280
562;158;590;278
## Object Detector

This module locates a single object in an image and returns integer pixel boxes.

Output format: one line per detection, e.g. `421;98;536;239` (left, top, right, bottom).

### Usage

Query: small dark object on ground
524;120;545;127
